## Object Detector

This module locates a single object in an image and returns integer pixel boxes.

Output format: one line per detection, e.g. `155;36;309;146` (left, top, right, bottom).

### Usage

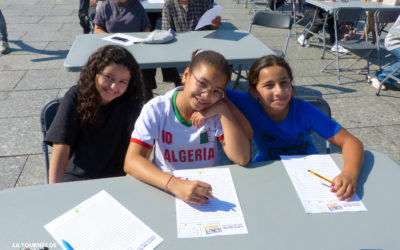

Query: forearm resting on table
49;143;70;184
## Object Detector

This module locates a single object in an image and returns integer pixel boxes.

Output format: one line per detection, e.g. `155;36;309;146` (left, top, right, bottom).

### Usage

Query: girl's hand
330;172;357;201
190;101;226;128
191;111;208;128
169;177;213;205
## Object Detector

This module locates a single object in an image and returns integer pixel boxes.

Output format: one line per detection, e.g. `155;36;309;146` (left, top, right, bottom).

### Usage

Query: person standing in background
0;9;10;54
79;0;98;34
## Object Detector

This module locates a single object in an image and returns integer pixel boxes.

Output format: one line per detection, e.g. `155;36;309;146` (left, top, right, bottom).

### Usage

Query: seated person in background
93;0;151;34
297;5;335;49
160;0;221;92
227;55;364;202
371;14;400;90
161;0;221;31
45;45;145;183
94;0;180;99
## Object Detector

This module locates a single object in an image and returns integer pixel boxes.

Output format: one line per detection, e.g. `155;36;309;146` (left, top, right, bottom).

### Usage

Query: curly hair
77;45;145;124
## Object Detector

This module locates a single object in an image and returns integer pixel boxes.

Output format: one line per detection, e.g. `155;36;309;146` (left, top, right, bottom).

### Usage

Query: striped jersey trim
130;138;153;149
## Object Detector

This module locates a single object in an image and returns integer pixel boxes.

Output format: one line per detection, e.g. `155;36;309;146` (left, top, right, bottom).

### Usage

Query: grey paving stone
7;23;63;33
16;69;78;90
39;15;79;24
57;88;69;97
7;3;56;11
0;156;27;190
7;41;49;56
0;70;26;91
347;126;400;166
4;15;43;24
15;154;47;188
0;89;59;118
0;116;43;156
6;30;27;41
0;54;64;71
59;23;84;33
328;96;400;128
44;41;74;52
21;30;78;43
1;0;41;6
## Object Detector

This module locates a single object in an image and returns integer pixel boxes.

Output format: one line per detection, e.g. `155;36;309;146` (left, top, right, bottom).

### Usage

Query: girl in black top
45;45;145;183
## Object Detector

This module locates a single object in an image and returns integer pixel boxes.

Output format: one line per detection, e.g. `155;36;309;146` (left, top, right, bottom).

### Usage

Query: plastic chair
40;98;62;183
374;10;400;96
322;8;377;84
249;11;292;58
233;11;292;89
298;96;332;154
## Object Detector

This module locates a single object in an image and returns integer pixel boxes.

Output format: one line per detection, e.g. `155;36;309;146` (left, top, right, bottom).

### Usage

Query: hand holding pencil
308;169;357;202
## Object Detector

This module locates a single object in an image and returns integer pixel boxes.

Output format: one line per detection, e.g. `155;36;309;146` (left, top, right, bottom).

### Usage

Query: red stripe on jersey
130;138;153;149
218;134;224;141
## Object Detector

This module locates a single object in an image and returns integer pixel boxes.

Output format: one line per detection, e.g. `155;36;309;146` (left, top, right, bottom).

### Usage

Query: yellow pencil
308;170;333;184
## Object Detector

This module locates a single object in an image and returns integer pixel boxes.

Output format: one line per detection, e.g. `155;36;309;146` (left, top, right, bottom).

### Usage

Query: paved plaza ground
0;0;399;191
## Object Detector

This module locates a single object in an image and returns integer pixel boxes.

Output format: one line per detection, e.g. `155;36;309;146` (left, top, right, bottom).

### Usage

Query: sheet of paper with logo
44;190;163;250
174;168;248;238
281;154;367;214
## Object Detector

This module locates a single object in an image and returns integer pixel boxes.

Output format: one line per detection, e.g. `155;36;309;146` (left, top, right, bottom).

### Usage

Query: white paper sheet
44;190;163;250
174;168;248;238
281;154;367;214
102;33;144;46
195;5;224;30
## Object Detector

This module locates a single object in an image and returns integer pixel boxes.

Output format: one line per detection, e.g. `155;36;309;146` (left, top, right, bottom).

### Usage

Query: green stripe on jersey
172;89;192;127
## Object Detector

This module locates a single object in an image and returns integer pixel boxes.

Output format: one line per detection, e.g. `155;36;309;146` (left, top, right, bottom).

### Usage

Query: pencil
308;170;333;184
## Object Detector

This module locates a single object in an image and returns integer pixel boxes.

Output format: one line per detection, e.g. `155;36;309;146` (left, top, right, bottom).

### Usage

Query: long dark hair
77;45;145;124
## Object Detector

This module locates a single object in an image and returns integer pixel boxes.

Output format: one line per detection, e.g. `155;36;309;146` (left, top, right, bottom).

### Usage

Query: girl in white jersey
124;50;251;205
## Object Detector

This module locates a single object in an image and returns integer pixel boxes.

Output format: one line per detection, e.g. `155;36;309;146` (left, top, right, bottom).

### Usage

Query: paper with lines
44;190;163;250
174;168;247;238
281;154;367;214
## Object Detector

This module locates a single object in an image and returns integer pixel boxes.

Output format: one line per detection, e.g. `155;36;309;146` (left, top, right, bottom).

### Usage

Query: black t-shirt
45;85;141;181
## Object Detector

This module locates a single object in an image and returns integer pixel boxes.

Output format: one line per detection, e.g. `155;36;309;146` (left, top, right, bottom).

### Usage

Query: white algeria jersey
131;87;224;172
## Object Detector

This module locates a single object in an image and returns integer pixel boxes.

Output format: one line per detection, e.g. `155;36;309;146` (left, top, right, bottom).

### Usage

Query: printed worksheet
44;190;163;250
174;168;248;238
281;154;367;214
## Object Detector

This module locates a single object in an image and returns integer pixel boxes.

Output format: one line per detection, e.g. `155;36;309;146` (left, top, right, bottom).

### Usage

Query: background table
306;0;400;12
63;30;275;71
1;150;399;250
141;0;163;13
